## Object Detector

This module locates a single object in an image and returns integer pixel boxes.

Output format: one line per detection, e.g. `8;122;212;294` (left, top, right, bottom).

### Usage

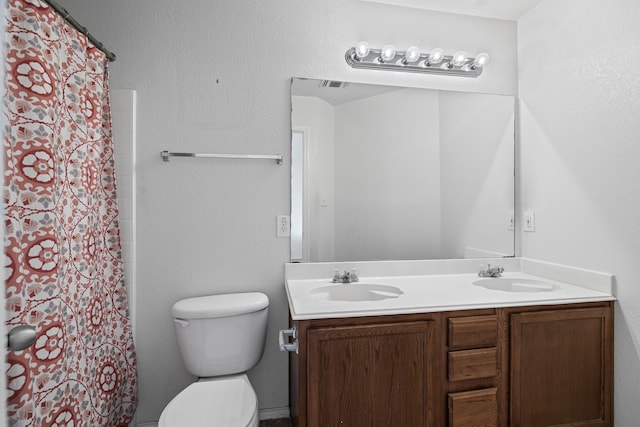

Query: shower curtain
4;0;137;425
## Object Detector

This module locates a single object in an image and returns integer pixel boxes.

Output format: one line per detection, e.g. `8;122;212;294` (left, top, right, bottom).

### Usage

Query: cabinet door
510;306;612;427
307;321;435;427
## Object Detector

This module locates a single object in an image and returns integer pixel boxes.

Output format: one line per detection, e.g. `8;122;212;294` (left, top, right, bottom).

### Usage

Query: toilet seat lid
159;375;258;427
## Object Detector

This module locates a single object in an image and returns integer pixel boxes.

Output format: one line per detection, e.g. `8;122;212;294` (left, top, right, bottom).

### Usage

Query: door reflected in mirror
291;77;515;263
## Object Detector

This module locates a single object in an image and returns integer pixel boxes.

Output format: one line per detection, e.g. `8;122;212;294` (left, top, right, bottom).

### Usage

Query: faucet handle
478;264;488;277
332;268;341;282
350;268;359;282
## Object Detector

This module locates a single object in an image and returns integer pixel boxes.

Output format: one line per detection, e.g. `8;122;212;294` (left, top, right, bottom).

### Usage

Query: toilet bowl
159;374;258;427
159;292;269;427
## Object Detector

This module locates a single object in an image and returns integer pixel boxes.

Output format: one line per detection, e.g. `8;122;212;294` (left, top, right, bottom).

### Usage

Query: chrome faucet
478;264;504;278
332;268;359;283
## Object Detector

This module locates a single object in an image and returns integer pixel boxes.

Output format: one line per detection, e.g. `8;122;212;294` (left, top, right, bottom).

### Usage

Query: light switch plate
524;211;535;232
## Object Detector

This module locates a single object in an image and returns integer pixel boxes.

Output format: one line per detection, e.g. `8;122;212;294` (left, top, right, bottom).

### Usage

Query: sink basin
310;283;403;302
473;277;559;293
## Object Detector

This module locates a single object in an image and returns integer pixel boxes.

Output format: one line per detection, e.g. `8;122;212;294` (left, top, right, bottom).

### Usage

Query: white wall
439;91;515;258
518;0;640;424
335;89;442;261
291;96;336;262
59;0;517;422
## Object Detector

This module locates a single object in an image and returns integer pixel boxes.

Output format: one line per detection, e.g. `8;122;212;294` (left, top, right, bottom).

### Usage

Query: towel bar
161;151;283;164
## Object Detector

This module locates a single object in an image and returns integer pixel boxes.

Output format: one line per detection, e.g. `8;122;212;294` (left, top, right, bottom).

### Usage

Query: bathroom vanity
283;259;615;427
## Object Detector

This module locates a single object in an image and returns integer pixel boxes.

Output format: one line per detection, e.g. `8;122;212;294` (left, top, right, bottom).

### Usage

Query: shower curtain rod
42;0;116;61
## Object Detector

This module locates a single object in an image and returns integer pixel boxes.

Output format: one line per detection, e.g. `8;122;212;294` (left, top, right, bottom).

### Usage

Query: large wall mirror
290;77;515;263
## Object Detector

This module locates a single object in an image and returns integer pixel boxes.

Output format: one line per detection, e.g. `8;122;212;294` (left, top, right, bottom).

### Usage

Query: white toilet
159;292;269;427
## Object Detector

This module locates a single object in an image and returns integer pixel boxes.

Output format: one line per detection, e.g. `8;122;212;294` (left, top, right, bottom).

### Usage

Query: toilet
159;292;269;427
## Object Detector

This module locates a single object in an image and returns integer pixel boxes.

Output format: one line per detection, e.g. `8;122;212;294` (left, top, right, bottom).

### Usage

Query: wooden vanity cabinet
307;321;435;426
289;302;613;427
507;304;613;427
446;313;501;427
290;313;445;427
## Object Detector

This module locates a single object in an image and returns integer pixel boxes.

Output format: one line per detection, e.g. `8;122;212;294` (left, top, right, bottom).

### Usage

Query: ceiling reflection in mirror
290;77;515;263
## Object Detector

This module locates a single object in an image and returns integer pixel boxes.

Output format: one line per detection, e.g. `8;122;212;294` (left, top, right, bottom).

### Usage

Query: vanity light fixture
345;42;490;78
354;41;370;60
448;51;468;68
471;53;491;70
425;48;444;65
402;46;421;64
379;45;396;62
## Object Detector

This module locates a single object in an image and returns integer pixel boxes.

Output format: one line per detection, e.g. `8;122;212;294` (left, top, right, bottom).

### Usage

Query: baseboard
260;407;290;420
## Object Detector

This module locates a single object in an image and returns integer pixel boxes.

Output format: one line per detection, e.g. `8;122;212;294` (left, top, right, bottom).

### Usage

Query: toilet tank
171;292;269;377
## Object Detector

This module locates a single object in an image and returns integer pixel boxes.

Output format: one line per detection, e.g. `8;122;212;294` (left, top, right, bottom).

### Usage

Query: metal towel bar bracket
161;150;283;164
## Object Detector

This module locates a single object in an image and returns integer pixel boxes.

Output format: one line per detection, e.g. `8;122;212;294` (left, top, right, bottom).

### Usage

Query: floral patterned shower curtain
3;0;137;425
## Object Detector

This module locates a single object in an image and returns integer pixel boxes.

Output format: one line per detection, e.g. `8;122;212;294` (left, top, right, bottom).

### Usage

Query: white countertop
285;258;616;320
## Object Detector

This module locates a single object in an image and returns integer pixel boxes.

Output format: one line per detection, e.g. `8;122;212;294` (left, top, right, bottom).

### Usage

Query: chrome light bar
345;43;489;78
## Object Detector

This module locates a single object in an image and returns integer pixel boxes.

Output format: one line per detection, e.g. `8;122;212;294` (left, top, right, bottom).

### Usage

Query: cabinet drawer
448;315;497;350
448;387;498;427
449;347;497;382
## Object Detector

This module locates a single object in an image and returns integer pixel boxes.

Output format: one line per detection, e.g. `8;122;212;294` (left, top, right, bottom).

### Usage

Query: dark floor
259;418;291;427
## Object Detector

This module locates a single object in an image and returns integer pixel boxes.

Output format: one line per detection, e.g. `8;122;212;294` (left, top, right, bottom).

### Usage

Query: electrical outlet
277;215;290;237
524;211;536;232
508;211;515;231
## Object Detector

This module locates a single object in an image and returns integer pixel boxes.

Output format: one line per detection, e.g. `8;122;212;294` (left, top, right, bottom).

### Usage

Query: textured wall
518;0;640;423
58;0;517;423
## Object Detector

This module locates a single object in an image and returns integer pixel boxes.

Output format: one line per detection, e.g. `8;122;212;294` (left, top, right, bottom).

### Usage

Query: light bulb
472;52;490;69
403;46;421;64
354;41;370;60
380;45;396;62
452;51;468;67
426;48;444;65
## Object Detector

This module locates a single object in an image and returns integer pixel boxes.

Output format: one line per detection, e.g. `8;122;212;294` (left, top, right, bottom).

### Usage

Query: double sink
285;259;615;320
310;277;558;302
